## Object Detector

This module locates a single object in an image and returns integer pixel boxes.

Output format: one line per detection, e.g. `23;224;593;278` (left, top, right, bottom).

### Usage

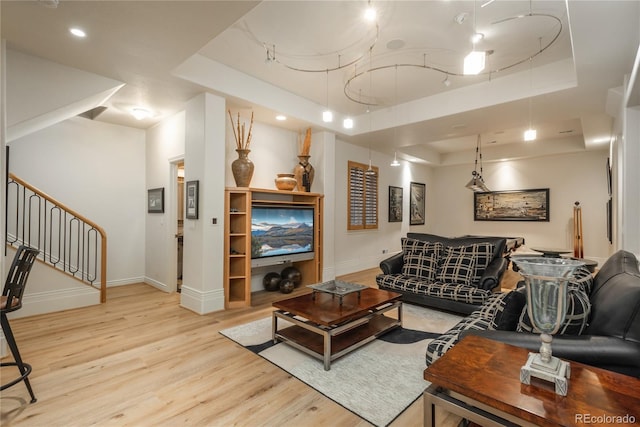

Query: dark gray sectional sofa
426;249;640;377
377;233;508;315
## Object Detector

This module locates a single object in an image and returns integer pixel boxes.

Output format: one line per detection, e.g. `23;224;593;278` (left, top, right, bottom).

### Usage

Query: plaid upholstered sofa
377;233;508;315
426;250;640;377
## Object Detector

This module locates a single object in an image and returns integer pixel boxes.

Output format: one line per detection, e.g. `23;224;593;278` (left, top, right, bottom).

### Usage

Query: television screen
251;205;314;260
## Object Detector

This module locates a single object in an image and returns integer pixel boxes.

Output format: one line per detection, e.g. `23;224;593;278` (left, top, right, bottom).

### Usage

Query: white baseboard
10;287;100;319
107;276;145;287
144;276;170;292
179;285;225;314
334;253;386;277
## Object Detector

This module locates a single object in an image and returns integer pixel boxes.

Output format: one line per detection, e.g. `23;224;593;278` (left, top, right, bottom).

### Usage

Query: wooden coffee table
423;335;640;427
272;287;402;370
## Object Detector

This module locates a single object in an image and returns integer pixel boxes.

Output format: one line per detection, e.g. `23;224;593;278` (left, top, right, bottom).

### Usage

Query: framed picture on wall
388;186;403;222
607;197;613;243
606;157;613;196
186;180;199;219
474;188;549;221
147;188;164;213
409;182;425;225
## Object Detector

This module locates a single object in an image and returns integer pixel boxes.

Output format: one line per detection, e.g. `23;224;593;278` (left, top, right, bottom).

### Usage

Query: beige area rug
220;304;462;427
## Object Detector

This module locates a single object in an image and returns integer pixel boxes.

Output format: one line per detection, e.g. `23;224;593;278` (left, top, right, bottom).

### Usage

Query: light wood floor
1;267;521;426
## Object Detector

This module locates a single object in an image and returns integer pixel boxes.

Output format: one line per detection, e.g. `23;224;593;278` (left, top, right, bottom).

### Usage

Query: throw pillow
445;243;495;285
401;238;443;262
401;251;439;281
517;265;593;335
436;252;476;285
484;289;527;330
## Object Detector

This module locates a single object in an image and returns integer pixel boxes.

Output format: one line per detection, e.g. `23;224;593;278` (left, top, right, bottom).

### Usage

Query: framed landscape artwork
388;186;403;222
409;182;425;225
474;188;549;221
147;188;164;213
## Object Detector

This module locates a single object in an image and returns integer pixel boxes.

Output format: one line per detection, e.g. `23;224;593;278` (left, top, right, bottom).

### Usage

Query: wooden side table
424;335;640;427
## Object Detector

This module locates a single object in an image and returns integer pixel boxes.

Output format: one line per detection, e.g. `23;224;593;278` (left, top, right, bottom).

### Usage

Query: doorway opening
177;162;184;292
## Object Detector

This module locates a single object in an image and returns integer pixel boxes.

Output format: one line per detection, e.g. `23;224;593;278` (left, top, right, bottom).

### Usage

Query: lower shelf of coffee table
276;314;399;357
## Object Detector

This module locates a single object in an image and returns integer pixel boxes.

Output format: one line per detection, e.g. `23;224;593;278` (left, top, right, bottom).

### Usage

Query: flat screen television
251;205;315;268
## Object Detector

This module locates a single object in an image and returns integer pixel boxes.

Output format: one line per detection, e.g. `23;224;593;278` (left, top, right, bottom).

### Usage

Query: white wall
144;111;185;291
620;97;640;256
180;93;227;313
225;119;302;188
431;150;612;264
9;117;147;285
332;141;435;276
5;49;123;142
223;118;335;292
6;117;144;315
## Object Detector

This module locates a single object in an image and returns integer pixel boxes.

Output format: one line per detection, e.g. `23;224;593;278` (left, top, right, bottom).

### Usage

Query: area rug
220;304;462;427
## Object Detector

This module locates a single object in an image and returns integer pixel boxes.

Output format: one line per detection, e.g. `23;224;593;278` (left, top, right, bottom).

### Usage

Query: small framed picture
409;182;426;225
389;186;403;222
148;188;164;213
186;180;199;219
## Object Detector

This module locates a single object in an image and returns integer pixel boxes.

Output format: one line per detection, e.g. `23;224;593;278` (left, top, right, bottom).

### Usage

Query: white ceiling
2;0;639;166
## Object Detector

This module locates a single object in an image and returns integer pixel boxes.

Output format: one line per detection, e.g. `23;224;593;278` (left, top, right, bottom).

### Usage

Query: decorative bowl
275;173;297;191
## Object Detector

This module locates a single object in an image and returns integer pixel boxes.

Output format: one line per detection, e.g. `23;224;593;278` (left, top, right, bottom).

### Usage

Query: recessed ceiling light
275;115;286;121
343;118;354;129
131;107;153;120
364;5;377;22
69;28;86;38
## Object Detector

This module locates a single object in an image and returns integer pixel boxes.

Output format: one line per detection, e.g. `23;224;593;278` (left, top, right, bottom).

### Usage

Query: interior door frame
168;156;184;294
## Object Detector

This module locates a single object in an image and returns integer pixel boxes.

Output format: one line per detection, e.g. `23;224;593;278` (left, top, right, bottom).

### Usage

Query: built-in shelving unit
224;187;324;308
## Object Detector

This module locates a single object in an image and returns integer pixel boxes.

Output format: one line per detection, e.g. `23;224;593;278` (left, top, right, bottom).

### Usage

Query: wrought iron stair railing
5;173;107;303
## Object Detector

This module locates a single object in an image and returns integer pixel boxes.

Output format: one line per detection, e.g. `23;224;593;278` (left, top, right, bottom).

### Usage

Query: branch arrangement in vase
228;110;254;150
299;127;312;156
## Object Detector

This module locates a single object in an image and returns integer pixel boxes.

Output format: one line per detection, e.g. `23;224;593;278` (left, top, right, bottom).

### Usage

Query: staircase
5;173;107;302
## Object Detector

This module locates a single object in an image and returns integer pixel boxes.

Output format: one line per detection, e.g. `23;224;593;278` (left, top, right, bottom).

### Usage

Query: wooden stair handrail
8;173;108;303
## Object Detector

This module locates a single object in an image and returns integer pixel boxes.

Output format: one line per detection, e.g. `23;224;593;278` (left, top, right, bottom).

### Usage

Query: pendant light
364;49;376;176
465;134;490;192
391;152;400;167
322;69;333;122
390;65;401;167
463;1;485;75
524;39;539;141
365;145;376;176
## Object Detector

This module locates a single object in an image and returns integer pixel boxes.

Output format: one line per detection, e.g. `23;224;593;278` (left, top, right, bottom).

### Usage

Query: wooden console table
424;335;640;427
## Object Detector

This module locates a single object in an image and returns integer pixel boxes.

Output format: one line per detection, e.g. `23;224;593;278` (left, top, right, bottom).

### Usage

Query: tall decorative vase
294;155;314;192
512;257;584;396
231;149;254;187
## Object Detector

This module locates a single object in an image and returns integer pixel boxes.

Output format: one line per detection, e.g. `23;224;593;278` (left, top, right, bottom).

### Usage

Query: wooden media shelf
223;187;324;308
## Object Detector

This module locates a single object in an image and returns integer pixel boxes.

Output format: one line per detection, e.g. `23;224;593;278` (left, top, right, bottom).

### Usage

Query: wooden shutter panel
348;161;378;230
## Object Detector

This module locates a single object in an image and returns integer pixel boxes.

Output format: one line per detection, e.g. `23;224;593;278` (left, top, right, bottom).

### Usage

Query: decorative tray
307;280;368;296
